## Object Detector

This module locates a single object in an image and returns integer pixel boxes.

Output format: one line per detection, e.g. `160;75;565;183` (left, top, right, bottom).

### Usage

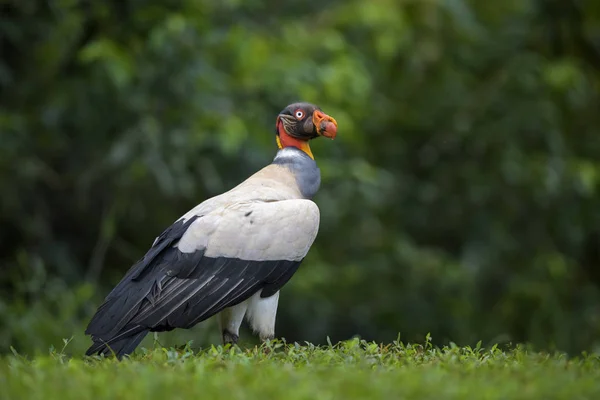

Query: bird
84;102;338;358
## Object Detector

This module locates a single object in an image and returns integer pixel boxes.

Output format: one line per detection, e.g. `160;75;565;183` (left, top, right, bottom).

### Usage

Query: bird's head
275;102;338;159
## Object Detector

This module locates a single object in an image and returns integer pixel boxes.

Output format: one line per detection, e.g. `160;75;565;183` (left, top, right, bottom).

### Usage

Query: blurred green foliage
1;0;600;356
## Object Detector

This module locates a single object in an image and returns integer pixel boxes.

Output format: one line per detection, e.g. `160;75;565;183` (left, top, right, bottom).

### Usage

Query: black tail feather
85;330;149;359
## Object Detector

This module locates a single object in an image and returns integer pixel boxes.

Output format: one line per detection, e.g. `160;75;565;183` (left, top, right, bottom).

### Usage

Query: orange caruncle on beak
313;110;338;139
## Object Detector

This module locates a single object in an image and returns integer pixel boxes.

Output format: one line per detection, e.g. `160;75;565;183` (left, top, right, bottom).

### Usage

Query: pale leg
217;300;249;345
246;290;280;342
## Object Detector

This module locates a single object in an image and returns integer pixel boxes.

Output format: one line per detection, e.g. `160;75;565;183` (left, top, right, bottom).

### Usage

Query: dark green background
1;0;599;356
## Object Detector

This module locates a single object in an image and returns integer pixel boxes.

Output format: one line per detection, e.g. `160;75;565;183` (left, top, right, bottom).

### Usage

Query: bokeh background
2;0;600;356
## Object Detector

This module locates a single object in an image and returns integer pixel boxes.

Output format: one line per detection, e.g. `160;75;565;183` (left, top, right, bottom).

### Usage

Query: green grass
1;338;599;400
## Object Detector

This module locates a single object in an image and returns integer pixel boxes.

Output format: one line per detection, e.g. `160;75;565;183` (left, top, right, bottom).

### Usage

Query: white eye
294;110;304;119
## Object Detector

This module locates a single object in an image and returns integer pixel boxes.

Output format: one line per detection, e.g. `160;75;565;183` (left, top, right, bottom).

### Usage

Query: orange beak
313;110;338;139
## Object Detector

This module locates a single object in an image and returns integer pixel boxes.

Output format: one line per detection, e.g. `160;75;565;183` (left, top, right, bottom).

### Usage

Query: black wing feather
85;215;302;358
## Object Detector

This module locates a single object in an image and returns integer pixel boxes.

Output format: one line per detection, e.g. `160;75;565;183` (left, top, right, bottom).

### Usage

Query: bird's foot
222;330;239;346
259;334;275;354
260;333;274;342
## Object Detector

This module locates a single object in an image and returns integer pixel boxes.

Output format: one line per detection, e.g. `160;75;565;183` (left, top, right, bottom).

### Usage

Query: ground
1;338;599;400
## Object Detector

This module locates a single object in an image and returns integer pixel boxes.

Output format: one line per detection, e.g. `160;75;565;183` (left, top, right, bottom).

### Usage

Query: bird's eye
294;110;304;119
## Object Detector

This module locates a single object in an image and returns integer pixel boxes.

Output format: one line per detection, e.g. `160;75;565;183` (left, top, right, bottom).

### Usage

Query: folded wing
85;199;319;357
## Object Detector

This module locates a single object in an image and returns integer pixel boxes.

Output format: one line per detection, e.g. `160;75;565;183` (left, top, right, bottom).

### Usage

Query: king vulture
84;102;338;358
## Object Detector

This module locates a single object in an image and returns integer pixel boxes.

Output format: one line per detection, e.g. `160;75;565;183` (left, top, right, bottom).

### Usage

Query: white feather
245;290;280;341
218;301;248;337
176;200;320;262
